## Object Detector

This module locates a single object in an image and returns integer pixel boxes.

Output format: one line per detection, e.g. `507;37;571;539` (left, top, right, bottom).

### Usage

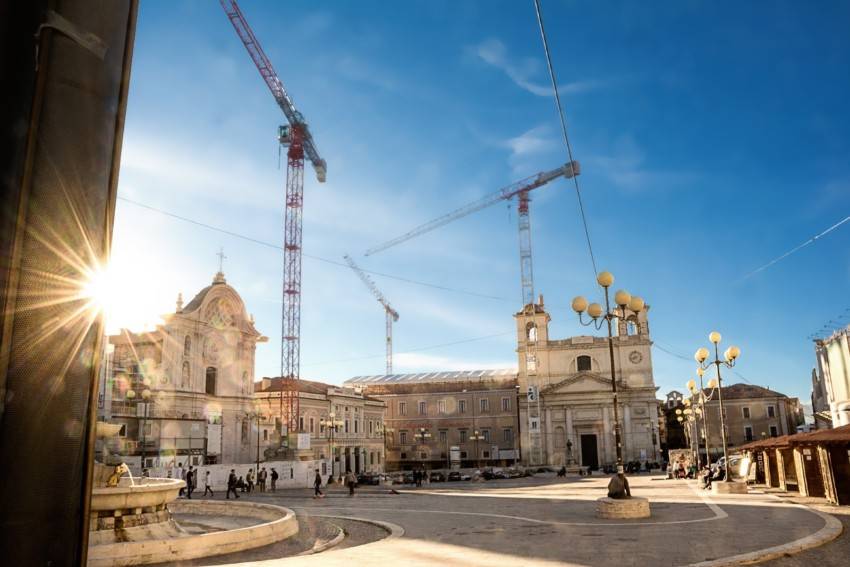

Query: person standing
185;466;195;499
270;468;278;491
313;469;324;498
246;469;255;493
203;471;214;497
226;469;239;500
346;469;356;496
258;467;267;492
177;462;186;496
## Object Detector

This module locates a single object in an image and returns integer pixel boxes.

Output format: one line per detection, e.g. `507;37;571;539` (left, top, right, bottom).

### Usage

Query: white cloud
588;135;695;192
474;39;606;98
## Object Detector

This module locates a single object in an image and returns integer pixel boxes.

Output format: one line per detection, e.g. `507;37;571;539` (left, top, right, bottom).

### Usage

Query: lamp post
687;368;719;466
470;430;485;469
676;408;697;468
572;270;644;499
377;424;394;473
127;383;152;469
695;332;741;483
247;402;264;475
417;427;431;470
320;413;344;478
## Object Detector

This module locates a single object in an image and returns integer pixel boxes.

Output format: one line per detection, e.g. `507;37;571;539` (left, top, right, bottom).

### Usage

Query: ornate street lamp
376;424;394;472
572;270;644;499
320;413;344;478
417;427;431;469
127;382;153;469
469;430;485;469
695;332;741;483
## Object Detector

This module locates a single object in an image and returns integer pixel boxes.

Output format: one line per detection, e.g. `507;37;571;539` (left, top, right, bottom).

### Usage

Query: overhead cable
532;0;598;278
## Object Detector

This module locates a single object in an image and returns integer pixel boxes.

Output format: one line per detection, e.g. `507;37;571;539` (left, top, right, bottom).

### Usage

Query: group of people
225;467;280;498
411;468;428;487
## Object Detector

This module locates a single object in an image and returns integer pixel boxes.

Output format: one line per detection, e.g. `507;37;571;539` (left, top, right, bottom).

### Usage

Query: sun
79;263;164;334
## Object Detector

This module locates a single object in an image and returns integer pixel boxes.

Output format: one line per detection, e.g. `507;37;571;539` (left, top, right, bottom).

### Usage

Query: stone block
596;496;651;519
711;481;748;495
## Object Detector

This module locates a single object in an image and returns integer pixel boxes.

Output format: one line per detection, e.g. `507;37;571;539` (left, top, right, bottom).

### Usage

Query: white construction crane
364;161;580;306
343;254;400;375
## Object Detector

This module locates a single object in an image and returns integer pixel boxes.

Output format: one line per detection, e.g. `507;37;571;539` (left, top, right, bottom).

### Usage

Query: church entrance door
580;434;599;470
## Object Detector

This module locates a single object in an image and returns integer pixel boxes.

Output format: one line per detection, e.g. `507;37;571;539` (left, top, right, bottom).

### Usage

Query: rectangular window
769;425;778;437
418;401;427;415
767;406;776;418
482;429;490;443
369;420;373;434
501;397;511;411
399;402;407;416
439;430;447;442
420;451;427;460
399;431;408;444
309;417;314;433
299;416;304;431
400;452;407;460
744;426;753;441
503;428;513;443
458;399;467;413
459;429;468;443
742;407;750;419
438;400;446;414
480;398;489;413
460;451;468;459
354;419;358;434
263;429;268;441
483;450;490;459
344;419;349;433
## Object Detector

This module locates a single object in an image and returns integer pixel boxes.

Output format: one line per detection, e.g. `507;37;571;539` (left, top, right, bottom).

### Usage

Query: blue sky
110;0;850;403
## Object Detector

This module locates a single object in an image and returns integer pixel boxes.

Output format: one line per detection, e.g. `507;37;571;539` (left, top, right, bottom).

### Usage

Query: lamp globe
727;345;741;360
597;271;614;288
697;367;705;377
614;289;632;307
695;347;710;363
686;379;696;392
628;296;645;312
707;378;718;389
587;303;604;319
571;296;588;313
709;331;722;344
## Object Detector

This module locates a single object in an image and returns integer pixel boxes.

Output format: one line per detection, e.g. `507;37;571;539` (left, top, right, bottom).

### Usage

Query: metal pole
699;374;712;466
603;289;626;484
140;401;147;469
714;344;731;481
256;414;260;473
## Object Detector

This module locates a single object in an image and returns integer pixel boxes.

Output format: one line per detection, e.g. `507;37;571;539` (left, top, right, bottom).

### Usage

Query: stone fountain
88;422;298;566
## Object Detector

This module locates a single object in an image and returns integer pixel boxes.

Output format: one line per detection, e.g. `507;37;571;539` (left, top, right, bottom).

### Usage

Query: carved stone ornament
628;350;643;364
203;337;221;364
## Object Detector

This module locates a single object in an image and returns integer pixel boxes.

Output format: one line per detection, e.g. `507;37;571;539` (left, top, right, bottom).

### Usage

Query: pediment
541;372;618;395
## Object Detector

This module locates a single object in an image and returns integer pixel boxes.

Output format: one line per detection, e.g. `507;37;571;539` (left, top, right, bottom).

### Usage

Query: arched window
181;361;190;389
626;316;638;336
184;335;191;357
526;322;538;342
577;355;592;372
205;367;217;395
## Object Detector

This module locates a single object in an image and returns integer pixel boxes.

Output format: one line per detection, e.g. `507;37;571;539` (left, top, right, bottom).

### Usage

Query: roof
740;424;850;450
357;379;518;395
703;383;788;401
255;377;383;401
344;369;517;385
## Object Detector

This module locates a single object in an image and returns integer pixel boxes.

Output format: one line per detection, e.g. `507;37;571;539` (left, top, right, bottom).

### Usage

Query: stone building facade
254;378;386;477
813;330;850;427
698;383;802;455
101;271;265;470
515;296;660;468
346;370;520;471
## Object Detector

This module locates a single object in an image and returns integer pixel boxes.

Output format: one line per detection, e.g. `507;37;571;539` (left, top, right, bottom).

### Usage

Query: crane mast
221;0;327;435
344;255;400;375
364;161;579;305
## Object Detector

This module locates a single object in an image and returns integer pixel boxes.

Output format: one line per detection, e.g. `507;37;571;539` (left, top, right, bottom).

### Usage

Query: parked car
429;471;446;482
357;473;382;485
447;471;462;481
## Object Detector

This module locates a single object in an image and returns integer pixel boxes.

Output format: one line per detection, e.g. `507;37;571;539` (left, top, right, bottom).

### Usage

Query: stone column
565;407;574;463
623;405;632;461
602;406;611;464
545;407;554;465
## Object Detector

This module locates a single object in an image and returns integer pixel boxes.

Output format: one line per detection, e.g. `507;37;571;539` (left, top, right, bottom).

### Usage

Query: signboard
450;446;461;469
527;386;538;402
207;423;222;455
297;433;311;450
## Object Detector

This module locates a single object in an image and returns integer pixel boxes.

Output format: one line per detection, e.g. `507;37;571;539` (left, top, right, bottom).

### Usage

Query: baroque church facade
515;296;660;468
102;270;266;469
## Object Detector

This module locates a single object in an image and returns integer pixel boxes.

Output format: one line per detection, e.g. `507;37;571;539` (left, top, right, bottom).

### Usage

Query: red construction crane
220;0;327;434
343;255;399;375
365;162;579;306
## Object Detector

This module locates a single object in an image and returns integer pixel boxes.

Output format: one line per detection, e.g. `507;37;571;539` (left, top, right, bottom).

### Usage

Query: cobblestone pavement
197;475;844;566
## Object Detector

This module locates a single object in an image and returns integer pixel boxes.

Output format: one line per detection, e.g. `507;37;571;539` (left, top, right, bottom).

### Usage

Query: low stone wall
87;500;298;567
596;496;651;519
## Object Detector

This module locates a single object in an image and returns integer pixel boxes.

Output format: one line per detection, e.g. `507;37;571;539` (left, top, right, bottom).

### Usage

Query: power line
301;331;514;368
117;196;510;302
532;0;598;278
740;215;850;281
651;340;754;386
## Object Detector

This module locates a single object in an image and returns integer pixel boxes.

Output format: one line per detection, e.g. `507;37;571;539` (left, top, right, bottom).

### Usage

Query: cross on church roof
217;247;227;272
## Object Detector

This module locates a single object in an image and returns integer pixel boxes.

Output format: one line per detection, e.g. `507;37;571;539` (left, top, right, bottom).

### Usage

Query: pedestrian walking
270;468;278;491
258;467;267;492
246;469;255;493
346;469;356;496
185;466;195;499
226;469;239;499
203;471;214;497
313;469;324;498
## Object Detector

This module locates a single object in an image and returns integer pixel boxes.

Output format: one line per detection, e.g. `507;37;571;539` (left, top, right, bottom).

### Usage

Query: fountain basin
90;477;184;512
88;500;298;566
